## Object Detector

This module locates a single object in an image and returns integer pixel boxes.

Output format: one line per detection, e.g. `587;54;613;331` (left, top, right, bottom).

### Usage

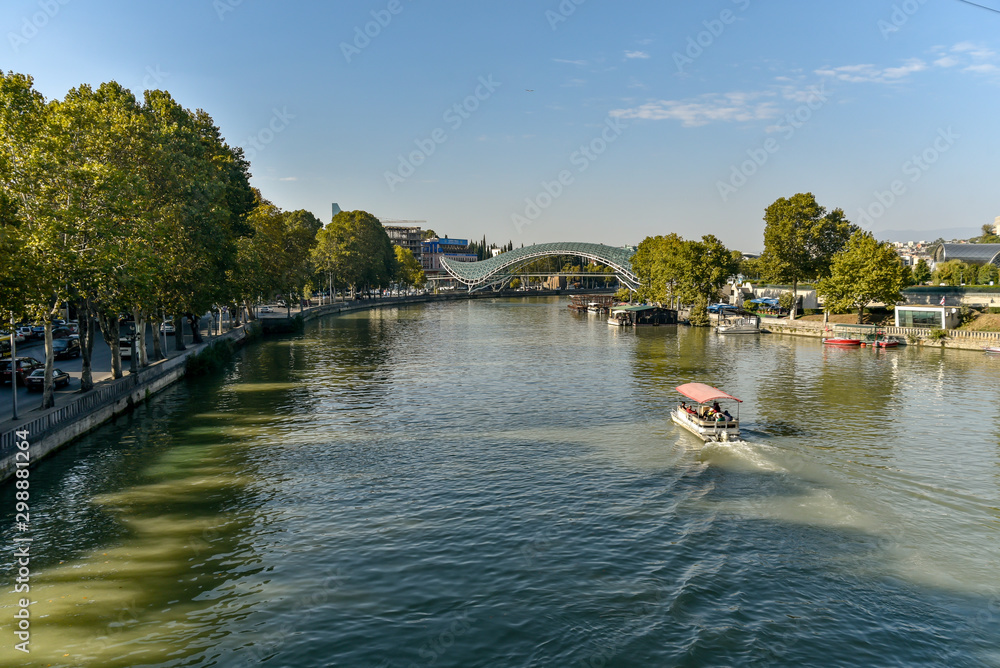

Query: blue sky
2;0;999;251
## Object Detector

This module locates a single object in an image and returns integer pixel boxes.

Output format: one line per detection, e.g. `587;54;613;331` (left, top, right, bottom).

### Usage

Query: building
895;305;961;329
421;238;477;278
382;222;425;261
933;243;1000;266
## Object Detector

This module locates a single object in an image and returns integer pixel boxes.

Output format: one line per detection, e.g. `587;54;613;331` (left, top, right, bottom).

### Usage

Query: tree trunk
186;312;203;344
134;310;148;367
858;304;865;324
79;298;96;392
150;315;164;361
243;299;256;322
96;311;122;380
41;320;55;410
173;315;186;351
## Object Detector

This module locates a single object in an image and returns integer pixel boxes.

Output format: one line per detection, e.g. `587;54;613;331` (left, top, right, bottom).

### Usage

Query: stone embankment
760;317;1000;351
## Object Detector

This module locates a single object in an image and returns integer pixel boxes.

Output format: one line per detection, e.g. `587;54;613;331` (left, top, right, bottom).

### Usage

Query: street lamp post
9;314;17;421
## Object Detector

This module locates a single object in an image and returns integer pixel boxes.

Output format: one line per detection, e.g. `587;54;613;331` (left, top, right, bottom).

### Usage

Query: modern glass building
895;306;961;329
933;244;1000;266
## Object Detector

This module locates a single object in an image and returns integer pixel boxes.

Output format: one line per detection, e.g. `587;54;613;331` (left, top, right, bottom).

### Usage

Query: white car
260;306;273;313
160;321;176;334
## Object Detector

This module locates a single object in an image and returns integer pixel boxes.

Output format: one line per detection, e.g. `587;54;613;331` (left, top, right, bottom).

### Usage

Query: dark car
0;357;45;386
51;326;73;339
53;337;82;359
24;368;70;392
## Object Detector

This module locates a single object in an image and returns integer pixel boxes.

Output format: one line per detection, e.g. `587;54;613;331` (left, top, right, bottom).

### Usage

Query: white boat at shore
715;315;760;334
671;383;743;443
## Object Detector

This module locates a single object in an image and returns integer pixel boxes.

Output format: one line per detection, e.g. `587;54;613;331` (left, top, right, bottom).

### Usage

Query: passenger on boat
722;409;733;421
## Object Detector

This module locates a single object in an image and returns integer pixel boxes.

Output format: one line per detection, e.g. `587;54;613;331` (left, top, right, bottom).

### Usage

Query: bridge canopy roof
440;242;638;289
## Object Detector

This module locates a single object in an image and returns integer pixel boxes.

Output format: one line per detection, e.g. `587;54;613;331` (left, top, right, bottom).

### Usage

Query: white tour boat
671;383;743;442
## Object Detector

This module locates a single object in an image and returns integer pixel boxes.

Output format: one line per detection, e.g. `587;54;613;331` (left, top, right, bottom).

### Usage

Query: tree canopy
759;193;856;319
816;231;905;323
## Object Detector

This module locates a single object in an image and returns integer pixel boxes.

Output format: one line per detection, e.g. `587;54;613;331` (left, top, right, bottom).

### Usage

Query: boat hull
823;338;862;346
671;408;740;443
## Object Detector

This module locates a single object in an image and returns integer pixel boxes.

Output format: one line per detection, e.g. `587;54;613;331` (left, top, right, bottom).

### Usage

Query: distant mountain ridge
873;227;980;243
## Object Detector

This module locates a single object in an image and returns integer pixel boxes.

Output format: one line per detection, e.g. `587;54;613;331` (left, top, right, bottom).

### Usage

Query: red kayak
823;337;862;346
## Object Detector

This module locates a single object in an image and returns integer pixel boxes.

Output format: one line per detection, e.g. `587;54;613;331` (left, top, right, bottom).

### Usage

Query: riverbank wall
0;290;566;483
760;317;1000;351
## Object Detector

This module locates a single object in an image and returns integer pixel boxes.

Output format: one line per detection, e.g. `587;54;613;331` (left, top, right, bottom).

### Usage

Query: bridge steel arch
439;242;638;291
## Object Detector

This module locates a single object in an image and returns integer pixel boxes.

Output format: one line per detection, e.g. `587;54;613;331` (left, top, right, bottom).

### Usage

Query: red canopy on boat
675;383;742;404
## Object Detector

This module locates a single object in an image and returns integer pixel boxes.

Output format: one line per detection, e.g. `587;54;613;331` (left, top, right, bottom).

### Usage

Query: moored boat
823;337;862;346
985;346;1000;354
716;315;761;334
671;383;742;443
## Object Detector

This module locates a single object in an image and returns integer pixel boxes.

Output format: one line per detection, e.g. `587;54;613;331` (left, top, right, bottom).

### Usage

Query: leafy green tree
978;263;999;285
631;233;684;304
817;231;905;324
393;246;425;289
933;260;971;286
313;211;396;296
759;193;856;319
971;224;1000;244
912;258;932;285
676;235;740;308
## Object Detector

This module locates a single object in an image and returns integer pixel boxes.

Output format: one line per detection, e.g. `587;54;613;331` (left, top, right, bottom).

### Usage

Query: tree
676;235;740;321
912;258;931;285
978;263;999;285
312;211;396;295
759;193;856;320
933;260;971;286
393;246;425;289
971;224;1000;244
816;231;905;324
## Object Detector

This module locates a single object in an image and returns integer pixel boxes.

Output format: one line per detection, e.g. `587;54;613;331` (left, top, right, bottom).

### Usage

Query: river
2;296;999;667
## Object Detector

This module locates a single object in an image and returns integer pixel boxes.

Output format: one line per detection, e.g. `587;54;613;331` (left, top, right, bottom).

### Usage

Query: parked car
0;357;44;386
30;325;45;338
24;367;70;392
16;326;35;340
160;321;175;334
260;306;273;313
51;326;72;339
53;337;82;360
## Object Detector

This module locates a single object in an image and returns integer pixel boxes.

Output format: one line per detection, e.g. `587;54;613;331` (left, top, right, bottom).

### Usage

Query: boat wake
698;438;787;473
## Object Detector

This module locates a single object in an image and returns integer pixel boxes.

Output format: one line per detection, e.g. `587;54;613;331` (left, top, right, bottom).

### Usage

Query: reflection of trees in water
0;375;276;667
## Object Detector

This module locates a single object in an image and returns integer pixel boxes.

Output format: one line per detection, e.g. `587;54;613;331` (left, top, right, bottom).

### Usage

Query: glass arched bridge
439;242;638;291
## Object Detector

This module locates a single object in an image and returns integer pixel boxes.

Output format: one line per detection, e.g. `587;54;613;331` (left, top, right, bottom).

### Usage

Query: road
0;317;216;421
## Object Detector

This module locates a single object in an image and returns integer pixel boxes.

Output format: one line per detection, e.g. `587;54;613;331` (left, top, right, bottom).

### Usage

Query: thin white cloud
815;59;926;83
610;91;781;127
278;177;298;182
561;78;587;87
553;58;588;66
965;63;999;73
934;56;960;68
624;50;650;59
